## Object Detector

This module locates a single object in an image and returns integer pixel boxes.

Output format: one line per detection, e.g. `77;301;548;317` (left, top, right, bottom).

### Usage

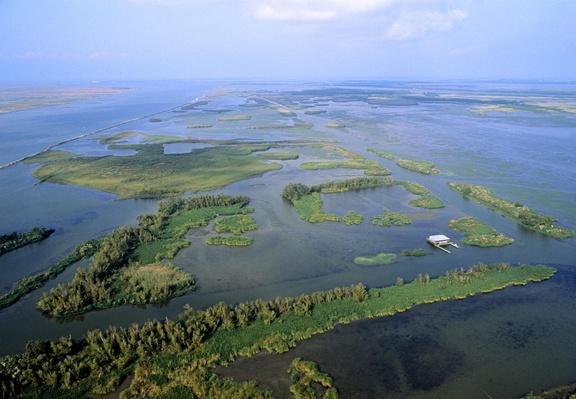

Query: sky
0;0;575;82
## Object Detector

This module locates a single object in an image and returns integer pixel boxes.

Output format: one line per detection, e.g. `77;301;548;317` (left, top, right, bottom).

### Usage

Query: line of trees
0;227;54;256
0;283;368;397
282;177;393;203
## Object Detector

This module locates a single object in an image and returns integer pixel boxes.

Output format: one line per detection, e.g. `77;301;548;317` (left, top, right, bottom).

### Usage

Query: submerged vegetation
36;195;252;317
0;227;54;256
289;358;339;399
449;216;515;247
396;159;440;175
0;264;554;398
26;142;283;198
449;182;574;239
354;252;397;266
371;210;412;227
0;240;99;310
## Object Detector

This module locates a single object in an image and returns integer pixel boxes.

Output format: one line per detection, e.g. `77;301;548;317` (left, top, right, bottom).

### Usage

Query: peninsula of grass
207;235;253;247
343;210;363;225
214;215;257;235
292;192;341;223
448;182;574;240
0;227;54;257
354;252;397;266
218;114;252;121
449;216;514;247
372;210;412;227
289;358;339;399
36;195;252;317
394;180;445;209
0;240;99;310
367;148;396;160
25;142;283;198
396;159;440;175
300;145;391;176
1;263;555;398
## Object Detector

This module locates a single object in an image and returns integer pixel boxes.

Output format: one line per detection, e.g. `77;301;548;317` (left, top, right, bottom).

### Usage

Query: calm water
0;81;574;398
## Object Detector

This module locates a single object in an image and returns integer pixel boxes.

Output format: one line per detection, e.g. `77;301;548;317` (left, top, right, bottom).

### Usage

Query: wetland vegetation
371;210;412;227
36;195;252;317
288;358;339;399
282;177;393;223
353;252;397;266
449;182;574;239
396;158;439;175
343;210;363;225
0;227;54;256
0;240;99;310
0;263;554;399
207;235;253;247
26;142;284;198
214;215;257;235
394;180;445;209
449;216;515;247
299;146;390;176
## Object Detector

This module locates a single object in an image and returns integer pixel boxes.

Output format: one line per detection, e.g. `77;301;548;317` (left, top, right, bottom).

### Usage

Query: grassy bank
0;227;55;257
25;142;283;198
300;145;390;176
448;182;574;240
449;216;514;247
1;264;555;398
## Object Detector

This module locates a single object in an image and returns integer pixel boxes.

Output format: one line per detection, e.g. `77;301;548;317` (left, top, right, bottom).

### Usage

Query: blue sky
1;0;575;81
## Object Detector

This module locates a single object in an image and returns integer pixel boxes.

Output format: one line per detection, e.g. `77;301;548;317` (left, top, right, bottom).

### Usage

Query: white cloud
384;9;467;40
252;0;396;22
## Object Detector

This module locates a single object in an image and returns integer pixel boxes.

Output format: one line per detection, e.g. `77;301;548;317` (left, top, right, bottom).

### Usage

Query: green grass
214;215;257;235
206;235;253;247
115;263;194;305
394;180;445;209
372;210;412;227
354;252;397;266
300;159;390;176
449;216;515;247
448;182;574;240
134;204;250;264
367;148;396;160
396;159;439;175
196;264;554;366
3;264;556;398
292;193;341;223
409;194;445;209
26;143;282;198
343;210;363;225
259;152;299;161
289;358;339;399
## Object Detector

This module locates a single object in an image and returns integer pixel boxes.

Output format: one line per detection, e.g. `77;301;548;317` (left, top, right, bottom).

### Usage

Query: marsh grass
372;210;412;227
449;182;574;240
206;235;253;247
396;159;439;175
27;143;282;198
214;215;257;235
354;252;397;266
449;216;514;247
